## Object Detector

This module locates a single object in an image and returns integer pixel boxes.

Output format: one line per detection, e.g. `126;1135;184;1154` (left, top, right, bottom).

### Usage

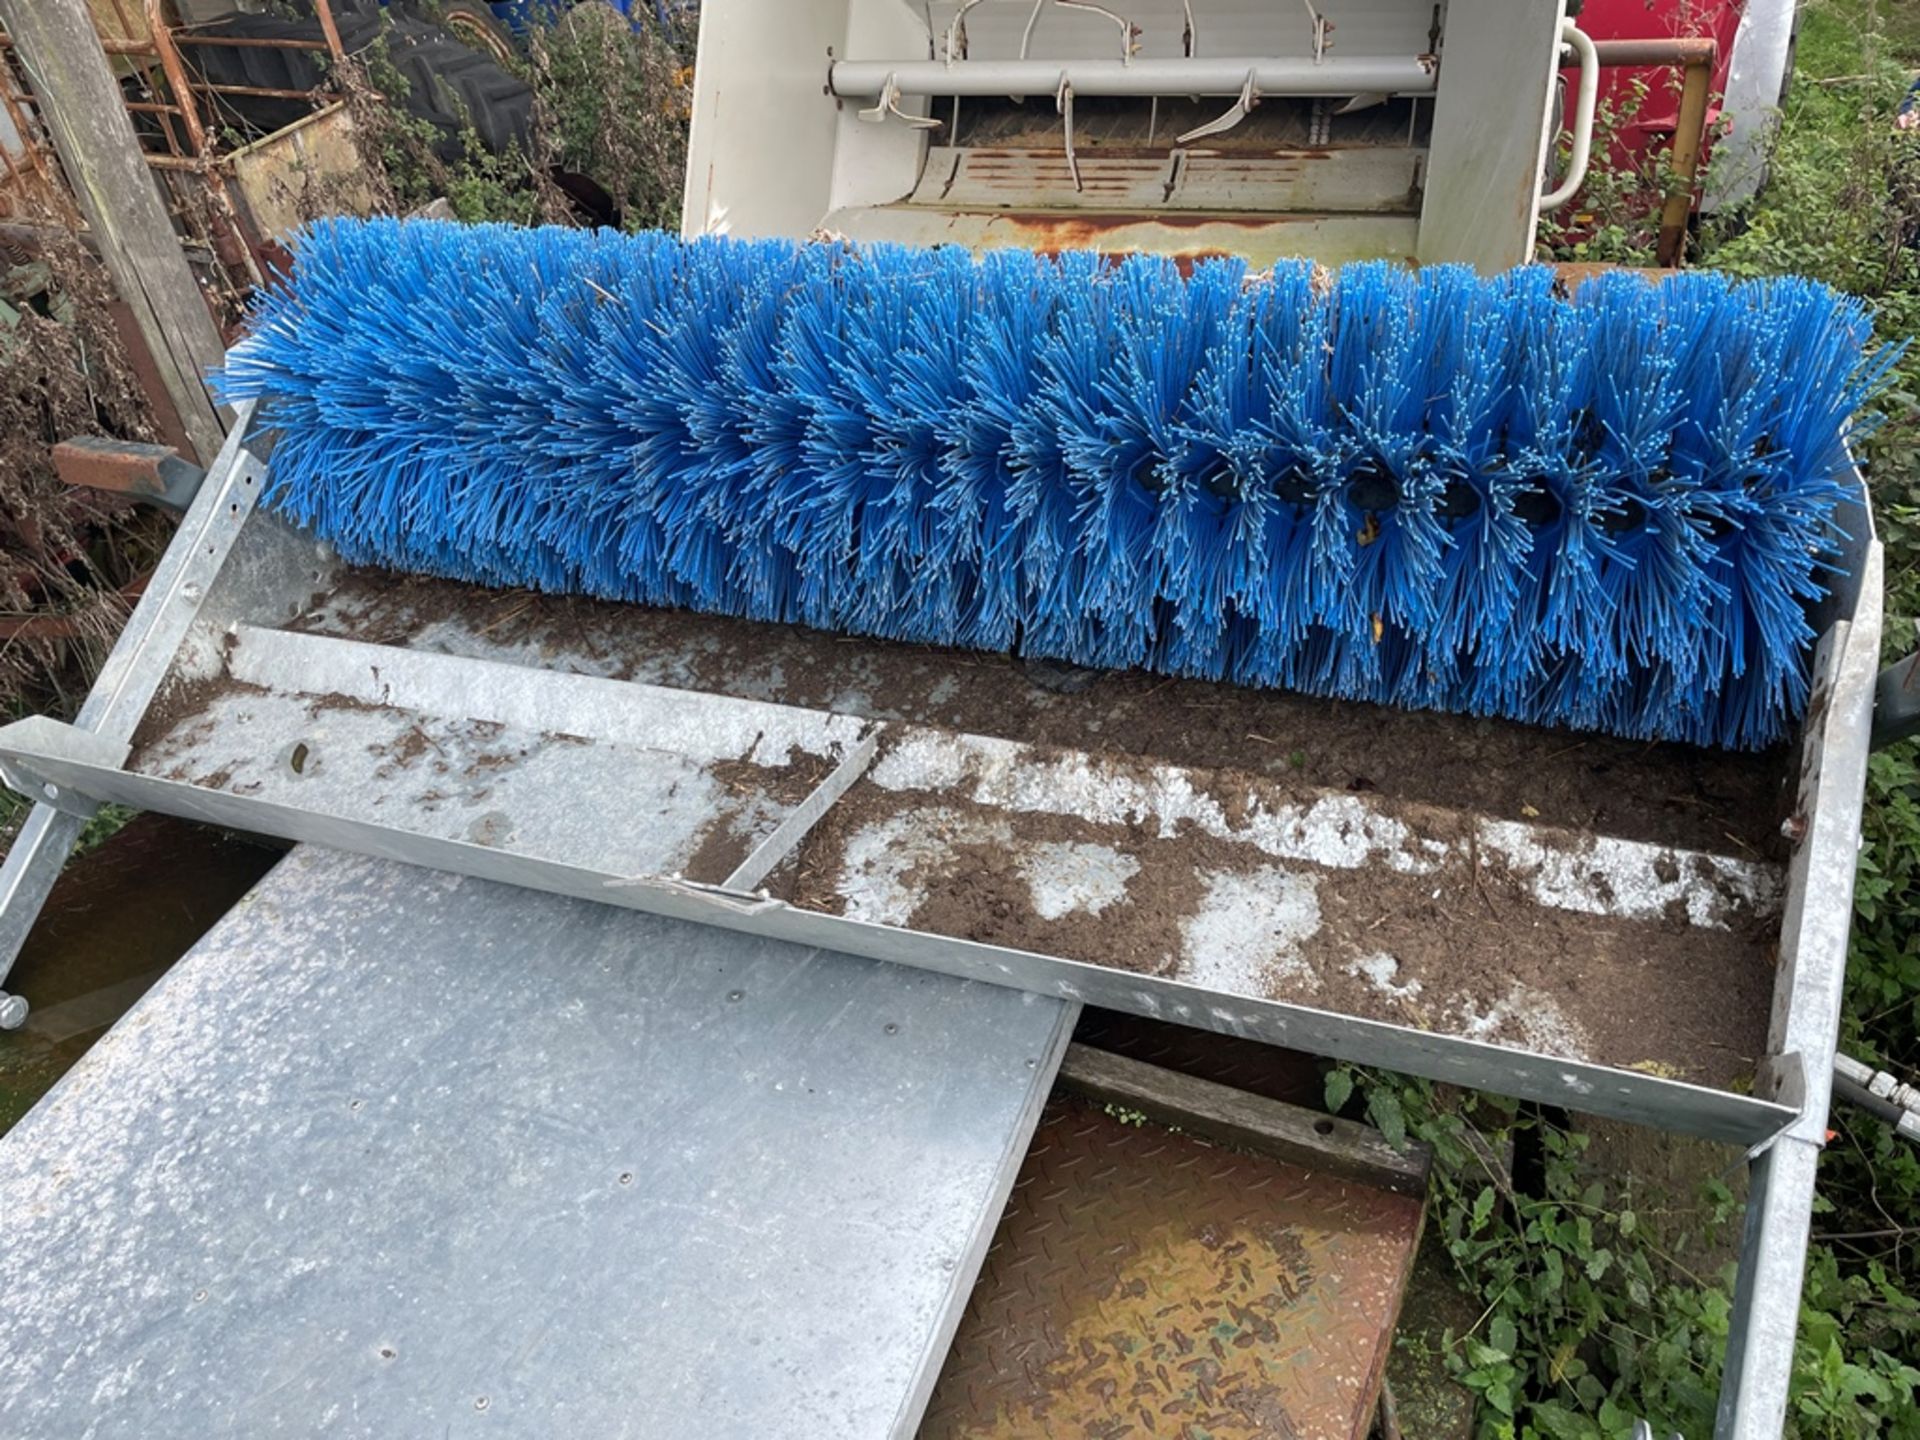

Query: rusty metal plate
921;1095;1425;1440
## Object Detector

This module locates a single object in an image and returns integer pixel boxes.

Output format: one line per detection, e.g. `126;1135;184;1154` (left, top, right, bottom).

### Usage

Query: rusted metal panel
913;144;1425;217
225;101;373;242
823;203;1420;269
921;1093;1425;1440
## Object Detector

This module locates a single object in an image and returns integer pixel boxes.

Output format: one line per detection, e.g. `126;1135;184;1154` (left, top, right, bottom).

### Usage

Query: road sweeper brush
0;6;1906;1435
218;217;1887;750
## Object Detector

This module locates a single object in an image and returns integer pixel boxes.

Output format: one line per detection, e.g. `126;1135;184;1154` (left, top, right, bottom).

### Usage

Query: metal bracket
857;72;942;129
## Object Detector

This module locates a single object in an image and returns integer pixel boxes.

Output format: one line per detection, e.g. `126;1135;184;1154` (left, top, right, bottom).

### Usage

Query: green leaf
1472;1185;1496;1233
1368;1089;1407;1149
1322;1068;1354;1113
1489;1313;1518;1358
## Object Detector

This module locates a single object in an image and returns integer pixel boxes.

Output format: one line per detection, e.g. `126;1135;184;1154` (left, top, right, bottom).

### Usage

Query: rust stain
962;145;1342;163
921;1096;1425;1440
51;437;177;499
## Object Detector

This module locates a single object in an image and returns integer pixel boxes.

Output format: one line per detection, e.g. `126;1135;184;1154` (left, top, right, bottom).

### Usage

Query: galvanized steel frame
0;402;1885;1438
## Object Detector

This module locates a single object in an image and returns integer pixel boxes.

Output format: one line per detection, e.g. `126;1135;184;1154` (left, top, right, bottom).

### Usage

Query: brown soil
782;744;1773;1088
294;568;1789;857
680;750;839;885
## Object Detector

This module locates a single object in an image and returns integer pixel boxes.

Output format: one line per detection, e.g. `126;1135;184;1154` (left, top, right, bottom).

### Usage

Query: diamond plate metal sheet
921;1096;1425;1440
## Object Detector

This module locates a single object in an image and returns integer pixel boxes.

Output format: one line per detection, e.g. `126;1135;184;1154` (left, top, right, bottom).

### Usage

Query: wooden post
0;0;228;465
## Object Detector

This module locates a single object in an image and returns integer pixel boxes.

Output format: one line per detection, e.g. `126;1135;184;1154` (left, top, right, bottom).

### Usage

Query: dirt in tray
679;749;840;885
780;752;1773;1089
293;569;1790;857
128;672;277;766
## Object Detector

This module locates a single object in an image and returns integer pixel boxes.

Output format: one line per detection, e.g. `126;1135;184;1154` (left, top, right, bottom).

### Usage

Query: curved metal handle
1540;19;1598;213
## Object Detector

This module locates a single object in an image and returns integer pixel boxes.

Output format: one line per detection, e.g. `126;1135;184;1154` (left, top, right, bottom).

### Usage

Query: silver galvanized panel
1416;0;1568;270
1716;542;1885;1440
0;401;270;1000
0;846;1075;1440
0;723;1797;1148
1705;0;1796;212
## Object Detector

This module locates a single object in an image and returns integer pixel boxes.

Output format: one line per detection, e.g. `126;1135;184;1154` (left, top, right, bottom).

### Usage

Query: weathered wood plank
0;0;227;463
1057;1041;1432;1195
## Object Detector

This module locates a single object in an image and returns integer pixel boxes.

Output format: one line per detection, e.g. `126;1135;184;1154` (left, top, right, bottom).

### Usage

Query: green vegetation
338;8;692;232
1371;7;1920;1434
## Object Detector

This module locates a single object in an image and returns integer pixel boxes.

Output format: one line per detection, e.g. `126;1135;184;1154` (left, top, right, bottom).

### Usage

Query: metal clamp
856;72;942;129
1540;19;1599;212
1300;0;1331;63
942;0;986;64
1056;75;1083;191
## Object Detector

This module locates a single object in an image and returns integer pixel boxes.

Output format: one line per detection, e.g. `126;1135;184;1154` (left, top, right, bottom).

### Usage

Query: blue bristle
215;218;1893;751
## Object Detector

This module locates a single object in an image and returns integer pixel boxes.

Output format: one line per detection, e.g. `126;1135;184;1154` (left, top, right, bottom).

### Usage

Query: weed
1380;12;1920;1431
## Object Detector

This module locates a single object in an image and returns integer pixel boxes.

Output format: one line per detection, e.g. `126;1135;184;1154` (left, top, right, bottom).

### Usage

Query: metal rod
829;54;1439;99
1835;1053;1920;1115
1833;1073;1920;1143
311;0;346;66
170;34;331;52
142;0;208;156
1656;48;1716;267
187;80;324;100
1590;37;1718;68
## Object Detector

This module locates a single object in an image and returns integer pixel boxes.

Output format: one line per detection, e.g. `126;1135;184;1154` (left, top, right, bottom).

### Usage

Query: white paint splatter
1346;952;1423;1001
871;730;1443;875
1018;842;1138;920
1475;820;1779;930
833;810;1012;926
1454;982;1591;1059
1178;867;1324;994
868;729;1780;932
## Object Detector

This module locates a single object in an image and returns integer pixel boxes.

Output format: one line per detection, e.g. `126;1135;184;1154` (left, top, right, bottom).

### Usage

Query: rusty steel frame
1586;36;1719;268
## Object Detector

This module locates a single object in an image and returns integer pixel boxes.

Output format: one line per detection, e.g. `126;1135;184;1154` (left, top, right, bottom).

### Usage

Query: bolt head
0;994;28;1030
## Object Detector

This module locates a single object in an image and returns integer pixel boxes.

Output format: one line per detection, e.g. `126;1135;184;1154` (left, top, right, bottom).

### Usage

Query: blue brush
217;217;1891;750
